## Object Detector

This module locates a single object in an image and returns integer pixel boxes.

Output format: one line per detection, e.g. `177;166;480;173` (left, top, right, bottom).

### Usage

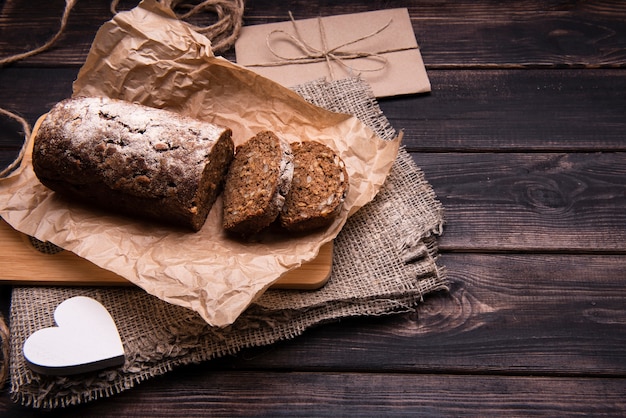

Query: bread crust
32;96;234;231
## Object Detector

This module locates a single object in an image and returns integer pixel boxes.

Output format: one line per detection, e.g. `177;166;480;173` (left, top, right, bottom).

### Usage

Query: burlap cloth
7;77;446;408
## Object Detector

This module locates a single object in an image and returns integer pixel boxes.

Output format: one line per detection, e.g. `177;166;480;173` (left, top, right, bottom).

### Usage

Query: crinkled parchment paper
0;0;400;327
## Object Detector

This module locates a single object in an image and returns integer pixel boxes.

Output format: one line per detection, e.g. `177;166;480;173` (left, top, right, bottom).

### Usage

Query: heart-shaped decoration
23;296;125;376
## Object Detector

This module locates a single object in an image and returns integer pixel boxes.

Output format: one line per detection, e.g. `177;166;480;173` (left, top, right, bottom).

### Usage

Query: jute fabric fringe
8;77;446;409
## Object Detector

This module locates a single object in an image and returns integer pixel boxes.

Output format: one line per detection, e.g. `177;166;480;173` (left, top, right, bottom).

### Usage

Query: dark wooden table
1;0;625;416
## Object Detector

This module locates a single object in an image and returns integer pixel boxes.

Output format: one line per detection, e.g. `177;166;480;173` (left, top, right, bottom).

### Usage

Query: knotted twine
264;11;392;80
111;0;245;53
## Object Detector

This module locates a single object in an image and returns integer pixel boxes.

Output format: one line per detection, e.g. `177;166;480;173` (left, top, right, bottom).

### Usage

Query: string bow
265;11;393;80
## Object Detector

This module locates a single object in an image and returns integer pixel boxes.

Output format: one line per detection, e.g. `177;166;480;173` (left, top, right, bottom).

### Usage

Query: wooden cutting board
0;113;332;290
0;219;333;290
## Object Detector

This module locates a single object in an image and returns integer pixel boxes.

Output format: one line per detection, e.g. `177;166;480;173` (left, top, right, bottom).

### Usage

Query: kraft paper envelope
235;8;431;98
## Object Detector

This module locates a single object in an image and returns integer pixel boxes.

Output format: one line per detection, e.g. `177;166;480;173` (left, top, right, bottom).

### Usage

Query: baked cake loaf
222;131;294;236
32;96;234;231
280;141;349;233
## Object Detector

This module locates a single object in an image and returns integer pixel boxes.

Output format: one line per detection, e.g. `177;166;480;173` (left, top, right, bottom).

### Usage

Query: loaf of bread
280;141;349;233
222;131;294;236
32;96;234;231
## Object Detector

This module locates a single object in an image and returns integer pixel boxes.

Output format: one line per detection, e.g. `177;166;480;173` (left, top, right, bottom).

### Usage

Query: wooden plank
0;371;624;416
0;2;624;416
0;68;76;127
0;68;76;169
3;69;626;154
219;253;626;376
1;0;626;67
380;69;626;151
412;152;626;252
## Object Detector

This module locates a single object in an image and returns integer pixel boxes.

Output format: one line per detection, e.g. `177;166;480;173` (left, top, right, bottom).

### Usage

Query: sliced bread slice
222;131;294;236
280;141;349;233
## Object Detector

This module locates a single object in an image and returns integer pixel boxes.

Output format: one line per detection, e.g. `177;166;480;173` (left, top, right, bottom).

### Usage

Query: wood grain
1;0;626;415
380;69;626;151
4;69;626;153
413;152;626;252
216;253;626;376
0;219;334;289
1;370;625;417
1;0;626;67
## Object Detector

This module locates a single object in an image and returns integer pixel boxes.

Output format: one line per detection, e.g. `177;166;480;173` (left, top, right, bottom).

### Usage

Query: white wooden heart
23;296;125;375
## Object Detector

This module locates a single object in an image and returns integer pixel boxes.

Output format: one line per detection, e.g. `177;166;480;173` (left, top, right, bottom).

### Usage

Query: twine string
0;108;32;178
0;0;245;64
110;0;245;53
264;11;393;80
0;0;78;67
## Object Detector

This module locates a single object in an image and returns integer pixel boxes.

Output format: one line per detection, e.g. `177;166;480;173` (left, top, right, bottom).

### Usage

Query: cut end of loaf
222;131;294;236
280;141;349;233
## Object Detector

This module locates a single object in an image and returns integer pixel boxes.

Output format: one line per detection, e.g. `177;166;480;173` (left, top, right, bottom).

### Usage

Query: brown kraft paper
0;0;400;327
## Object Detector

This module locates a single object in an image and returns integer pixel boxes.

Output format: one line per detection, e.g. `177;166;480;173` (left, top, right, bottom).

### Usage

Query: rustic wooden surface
1;0;625;416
